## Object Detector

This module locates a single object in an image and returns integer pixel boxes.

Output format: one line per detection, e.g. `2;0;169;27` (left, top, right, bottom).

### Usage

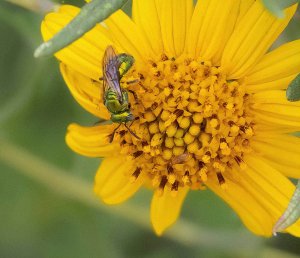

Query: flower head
42;0;300;236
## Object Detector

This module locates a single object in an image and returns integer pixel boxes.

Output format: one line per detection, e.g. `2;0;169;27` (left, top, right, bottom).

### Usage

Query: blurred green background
0;1;300;257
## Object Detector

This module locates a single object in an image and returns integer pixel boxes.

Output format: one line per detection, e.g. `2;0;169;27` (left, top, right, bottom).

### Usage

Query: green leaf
34;0;129;58
286;74;300;102
262;0;299;18
273;180;300;234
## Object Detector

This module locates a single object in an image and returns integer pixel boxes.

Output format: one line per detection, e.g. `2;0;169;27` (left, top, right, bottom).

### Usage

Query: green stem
34;0;128;58
0;138;262;255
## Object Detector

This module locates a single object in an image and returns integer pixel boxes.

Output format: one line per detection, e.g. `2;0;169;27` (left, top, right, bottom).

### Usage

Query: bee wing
102;45;123;102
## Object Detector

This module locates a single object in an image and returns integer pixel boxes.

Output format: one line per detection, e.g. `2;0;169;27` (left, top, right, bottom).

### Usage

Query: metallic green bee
102;45;139;142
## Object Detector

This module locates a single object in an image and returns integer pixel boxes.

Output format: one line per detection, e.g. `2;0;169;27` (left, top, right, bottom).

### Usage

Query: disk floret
116;55;255;194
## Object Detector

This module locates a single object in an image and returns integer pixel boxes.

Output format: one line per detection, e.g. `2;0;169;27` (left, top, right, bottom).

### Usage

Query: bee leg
128;90;139;104
94;119;110;126
124;123;140;140
109;124;122;143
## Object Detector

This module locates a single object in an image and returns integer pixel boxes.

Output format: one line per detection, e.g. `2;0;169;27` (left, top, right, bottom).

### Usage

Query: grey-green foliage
262;0;299;18
273;180;300;234
287;74;300;101
34;0;129;57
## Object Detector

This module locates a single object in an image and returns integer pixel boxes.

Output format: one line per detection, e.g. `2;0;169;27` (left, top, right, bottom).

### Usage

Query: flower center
116;54;254;194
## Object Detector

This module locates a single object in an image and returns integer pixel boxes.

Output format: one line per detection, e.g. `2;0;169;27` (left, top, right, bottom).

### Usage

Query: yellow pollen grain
210;119;219;128
184;132;194;145
199;133;211;146
165;137;174;148
152;175;161;188
178;117;191;129
159;120;166;132
173;146;185;156
149;122;159;134
182;91;190;99
174;137;185;147
144;112;156;122
230;125;239;134
226;103;234;110
161;110;171;121
163;87;171;97
187;140;200;154
162;149;173;160
221;148;231;155
202;154;210;163
220;142;228;150
199;88;208;96
193;113;203;124
199;169;208;182
174;128;184;138
182;174;190;184
173;72;181;80
166;124;178;137
188;101;201;112
151;133;163;147
245;127;253;137
168;174;176;184
189;124;201;136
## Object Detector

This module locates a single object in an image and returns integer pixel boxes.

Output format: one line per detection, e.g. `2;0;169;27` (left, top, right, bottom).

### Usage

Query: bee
102;45;139;142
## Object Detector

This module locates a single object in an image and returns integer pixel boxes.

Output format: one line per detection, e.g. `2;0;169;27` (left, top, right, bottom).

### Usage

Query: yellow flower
41;0;300;236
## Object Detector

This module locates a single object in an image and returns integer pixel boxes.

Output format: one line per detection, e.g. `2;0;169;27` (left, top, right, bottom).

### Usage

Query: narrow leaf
262;0;299;18
286;74;300;102
273;180;300;235
34;0;128;58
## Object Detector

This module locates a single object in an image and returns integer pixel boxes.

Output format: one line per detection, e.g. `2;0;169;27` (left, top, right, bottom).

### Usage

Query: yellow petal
105;10;153;63
66;123;119;157
252;90;300;106
252;103;300;120
243;155;300;236
236;0;256;24
221;2;297;79
256;124;300;134
151;186;188;235
159;0;193;57
132;0;163;55
207;157;300;237
94;157;145;204
41;5;113;81
206;173;273;236
246;40;300;84
258;156;300;179
187;0;240;63
251;138;300;169
60;63;110;119
246;75;296;93
252;111;300;129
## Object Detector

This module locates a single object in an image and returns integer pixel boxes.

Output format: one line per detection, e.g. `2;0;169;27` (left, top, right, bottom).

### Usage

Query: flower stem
5;0;56;13
34;0;128;58
0;138;264;255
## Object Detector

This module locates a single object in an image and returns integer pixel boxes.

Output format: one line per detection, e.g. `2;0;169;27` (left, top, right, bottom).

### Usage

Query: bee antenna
124;123;140;140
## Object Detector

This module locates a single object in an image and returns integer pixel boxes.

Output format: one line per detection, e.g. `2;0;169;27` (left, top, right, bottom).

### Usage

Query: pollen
115;54;255;194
